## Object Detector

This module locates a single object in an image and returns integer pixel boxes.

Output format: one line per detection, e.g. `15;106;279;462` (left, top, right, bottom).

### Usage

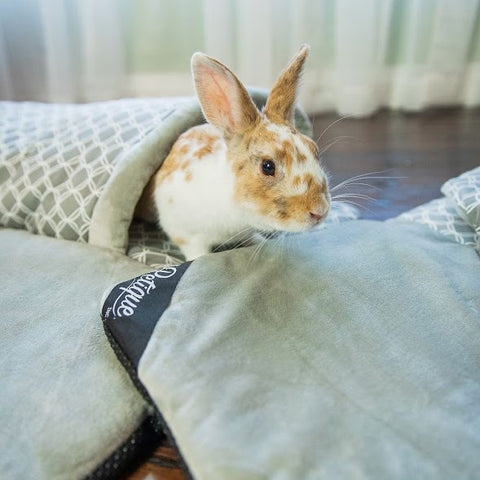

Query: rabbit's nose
309;211;324;224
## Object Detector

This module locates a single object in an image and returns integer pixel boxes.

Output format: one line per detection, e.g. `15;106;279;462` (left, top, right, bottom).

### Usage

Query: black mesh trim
84;416;165;480
100;319;194;480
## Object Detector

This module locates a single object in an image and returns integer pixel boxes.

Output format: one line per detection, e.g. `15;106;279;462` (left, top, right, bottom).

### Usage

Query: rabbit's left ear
191;53;260;137
264;44;309;124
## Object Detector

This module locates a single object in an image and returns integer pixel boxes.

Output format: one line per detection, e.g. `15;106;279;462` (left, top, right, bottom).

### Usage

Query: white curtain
1;0;479;116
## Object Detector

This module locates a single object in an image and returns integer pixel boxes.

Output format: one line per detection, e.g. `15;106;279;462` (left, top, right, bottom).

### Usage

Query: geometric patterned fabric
392;197;478;250
392;166;480;253
128;220;185;268
0;99;184;242
441;166;480;234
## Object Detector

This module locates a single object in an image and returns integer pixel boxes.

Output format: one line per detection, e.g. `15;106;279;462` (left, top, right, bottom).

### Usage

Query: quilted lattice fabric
128;220;184;267
0;99;187;242
441;166;480;232
391;197;478;250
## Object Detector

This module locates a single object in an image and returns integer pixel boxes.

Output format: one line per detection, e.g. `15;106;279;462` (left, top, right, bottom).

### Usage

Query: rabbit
136;45;330;261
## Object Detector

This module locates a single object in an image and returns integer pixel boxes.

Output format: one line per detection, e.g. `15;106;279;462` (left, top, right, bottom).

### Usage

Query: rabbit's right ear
264;45;309;124
191;53;260;137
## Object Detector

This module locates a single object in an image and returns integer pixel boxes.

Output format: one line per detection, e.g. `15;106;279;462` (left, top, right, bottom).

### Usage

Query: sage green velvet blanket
105;220;480;480
0;228;152;480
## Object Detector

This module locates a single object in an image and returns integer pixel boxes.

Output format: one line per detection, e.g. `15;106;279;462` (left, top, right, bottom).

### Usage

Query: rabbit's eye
261;159;276;176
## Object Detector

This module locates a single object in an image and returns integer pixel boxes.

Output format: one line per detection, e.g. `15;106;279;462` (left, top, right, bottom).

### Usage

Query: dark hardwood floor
123;107;480;480
313;108;480;220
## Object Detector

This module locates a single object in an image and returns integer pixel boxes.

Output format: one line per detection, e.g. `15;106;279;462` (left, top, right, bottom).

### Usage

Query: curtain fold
0;0;479;116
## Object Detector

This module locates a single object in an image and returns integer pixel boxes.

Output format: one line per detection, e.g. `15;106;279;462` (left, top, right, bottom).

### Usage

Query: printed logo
111;267;177;318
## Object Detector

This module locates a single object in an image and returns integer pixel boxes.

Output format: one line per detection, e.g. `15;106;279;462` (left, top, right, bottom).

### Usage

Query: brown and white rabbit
137;45;330;260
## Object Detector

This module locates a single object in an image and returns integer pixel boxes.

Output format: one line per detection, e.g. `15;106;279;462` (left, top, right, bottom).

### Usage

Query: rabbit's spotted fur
137;45;330;260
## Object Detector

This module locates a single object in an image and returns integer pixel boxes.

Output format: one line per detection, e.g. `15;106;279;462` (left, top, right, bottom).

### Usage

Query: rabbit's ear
191;53;260;137
264;45;309;124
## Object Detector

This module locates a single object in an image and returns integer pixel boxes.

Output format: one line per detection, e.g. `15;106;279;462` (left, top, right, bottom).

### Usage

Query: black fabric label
102;262;192;369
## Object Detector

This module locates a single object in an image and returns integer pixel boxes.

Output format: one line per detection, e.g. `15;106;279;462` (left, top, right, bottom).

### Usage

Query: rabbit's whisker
333;181;384;192
331;198;375;215
315;115;353;145
328;170;401;216
317;136;358;157
330;169;398;193
247;232;275;268
331;193;377;202
212;227;257;253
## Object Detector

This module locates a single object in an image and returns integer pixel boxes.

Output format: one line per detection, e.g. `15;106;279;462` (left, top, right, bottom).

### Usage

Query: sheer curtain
1;0;479;116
